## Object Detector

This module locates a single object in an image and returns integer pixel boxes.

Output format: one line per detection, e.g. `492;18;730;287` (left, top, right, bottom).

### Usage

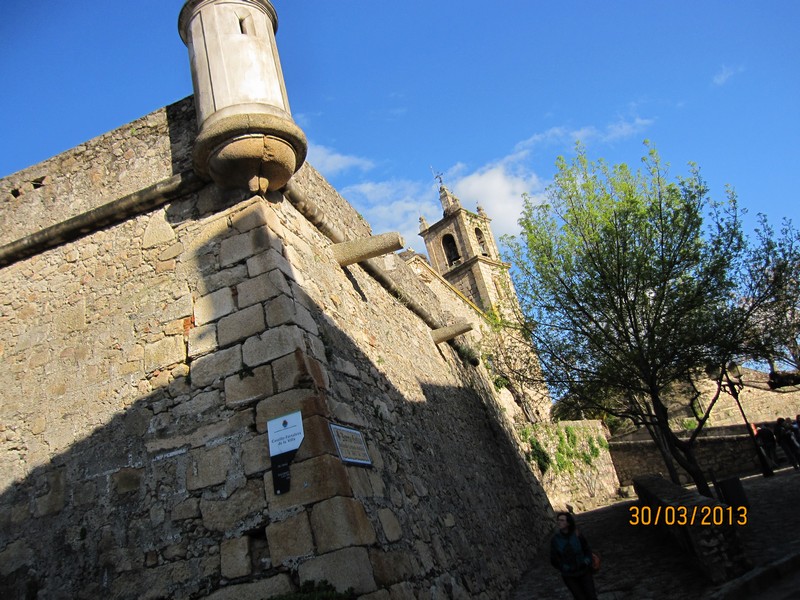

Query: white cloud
452;160;545;241
712;64;745;86
341;179;440;254
516;115;653;150
307;143;374;177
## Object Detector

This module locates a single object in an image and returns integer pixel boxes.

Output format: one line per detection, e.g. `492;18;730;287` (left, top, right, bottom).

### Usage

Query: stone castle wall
0;98;557;599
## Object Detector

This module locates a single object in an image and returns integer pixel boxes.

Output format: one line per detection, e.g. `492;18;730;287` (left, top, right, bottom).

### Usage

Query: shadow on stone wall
0;187;550;598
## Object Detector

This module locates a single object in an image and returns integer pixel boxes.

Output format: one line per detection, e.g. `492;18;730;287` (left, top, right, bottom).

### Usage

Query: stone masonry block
255;390;329;434
145;335;185;373
221;536;251;579
231;201;271;233
200;479;266;532
217;304;266;348
247;248;295;280
205;574;293;600
195;287;235;325
34;468;66;517
298;546;377;595
265;511;314;565
378;508;403;542
295;415;337;462
188;323;218;358
236;272;283;308
220;231;256;267
225;364;273;408
187;445;231;491
242;324;304;368
272;349;330;393
265;294;297;327
191;345;242;388
112;468;143;495
265;454;352;513
369;549;418;587
310;496;377;554
142;209;176;248
242;433;270;475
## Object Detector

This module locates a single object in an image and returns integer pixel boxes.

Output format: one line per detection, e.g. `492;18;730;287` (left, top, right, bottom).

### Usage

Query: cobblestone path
512;467;800;600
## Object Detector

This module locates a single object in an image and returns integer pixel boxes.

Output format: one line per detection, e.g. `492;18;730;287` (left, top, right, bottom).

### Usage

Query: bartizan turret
179;0;307;195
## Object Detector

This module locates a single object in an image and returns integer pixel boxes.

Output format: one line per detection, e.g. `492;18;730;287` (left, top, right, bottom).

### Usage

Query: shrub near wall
518;421;619;511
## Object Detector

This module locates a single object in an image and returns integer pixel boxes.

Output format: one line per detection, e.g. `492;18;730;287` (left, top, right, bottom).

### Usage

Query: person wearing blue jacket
550;512;598;600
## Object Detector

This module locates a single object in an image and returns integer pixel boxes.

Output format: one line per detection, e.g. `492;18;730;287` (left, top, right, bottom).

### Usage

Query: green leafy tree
745;216;800;387
504;144;759;495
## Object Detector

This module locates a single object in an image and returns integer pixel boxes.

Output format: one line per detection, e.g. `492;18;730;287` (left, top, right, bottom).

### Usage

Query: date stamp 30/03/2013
628;504;747;527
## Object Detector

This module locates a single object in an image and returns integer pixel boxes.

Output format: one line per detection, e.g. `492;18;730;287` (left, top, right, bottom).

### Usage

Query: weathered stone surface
195;287;236;325
34;468;66;517
298;546;377;595
224;364;273;407
112;467;143;495
191;345;242;388
310;496;376;553
378;508;403;543
265;454;352;513
0;539;34;576
221;536;251;579
242;324;304;367
205;575;293;600
265;511;314;564
246;248;295;280
236;272;283;308
171;497;200;521
142;209;176;249
217;304;265;348
145;335;185;373
255;391;328;433
200;479;266;532
242;433;270;475
369;549;418;587
187;444;232;491
188;323;218;358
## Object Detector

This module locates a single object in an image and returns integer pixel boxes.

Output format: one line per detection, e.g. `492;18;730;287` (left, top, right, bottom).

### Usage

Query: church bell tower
419;183;512;314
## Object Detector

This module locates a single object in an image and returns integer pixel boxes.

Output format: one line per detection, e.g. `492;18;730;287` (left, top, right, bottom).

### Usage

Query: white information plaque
329;424;372;465
267;411;304;457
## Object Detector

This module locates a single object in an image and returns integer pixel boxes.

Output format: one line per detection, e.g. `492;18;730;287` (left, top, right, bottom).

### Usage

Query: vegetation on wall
518;423;608;476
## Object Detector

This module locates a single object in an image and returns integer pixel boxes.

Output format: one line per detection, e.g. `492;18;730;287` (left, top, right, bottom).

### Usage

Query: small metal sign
329;424;372;466
268;411;304;456
267;411;305;495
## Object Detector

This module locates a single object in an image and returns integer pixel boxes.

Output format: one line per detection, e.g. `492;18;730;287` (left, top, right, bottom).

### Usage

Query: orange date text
628;505;747;526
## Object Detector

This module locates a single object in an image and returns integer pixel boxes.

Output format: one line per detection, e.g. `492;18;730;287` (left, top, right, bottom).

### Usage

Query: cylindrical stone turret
179;0;307;195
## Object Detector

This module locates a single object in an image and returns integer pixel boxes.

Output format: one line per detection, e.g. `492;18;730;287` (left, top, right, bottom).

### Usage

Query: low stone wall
632;475;750;584
610;430;764;487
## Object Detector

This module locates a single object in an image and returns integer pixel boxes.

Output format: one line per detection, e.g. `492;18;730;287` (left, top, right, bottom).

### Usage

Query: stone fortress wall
0;96;576;599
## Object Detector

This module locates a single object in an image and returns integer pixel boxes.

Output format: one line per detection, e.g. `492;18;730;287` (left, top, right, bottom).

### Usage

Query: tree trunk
650;389;712;497
643;421;682;485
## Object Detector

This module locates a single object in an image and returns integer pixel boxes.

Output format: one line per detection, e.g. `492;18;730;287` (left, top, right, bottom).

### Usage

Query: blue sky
1;1;797;254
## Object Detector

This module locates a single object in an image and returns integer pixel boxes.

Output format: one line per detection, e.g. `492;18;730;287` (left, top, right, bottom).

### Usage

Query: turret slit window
442;234;461;267
475;228;489;257
239;14;254;35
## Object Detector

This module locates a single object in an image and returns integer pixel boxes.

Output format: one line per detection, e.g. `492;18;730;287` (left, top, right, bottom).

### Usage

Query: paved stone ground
511;467;800;600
